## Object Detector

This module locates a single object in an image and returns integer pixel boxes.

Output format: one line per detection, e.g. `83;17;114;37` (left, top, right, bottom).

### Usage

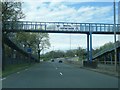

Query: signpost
27;48;32;53
27;48;32;64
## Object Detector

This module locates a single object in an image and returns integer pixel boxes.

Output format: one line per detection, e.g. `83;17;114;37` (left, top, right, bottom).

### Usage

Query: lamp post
113;0;117;71
38;38;40;62
52;46;54;59
70;34;71;50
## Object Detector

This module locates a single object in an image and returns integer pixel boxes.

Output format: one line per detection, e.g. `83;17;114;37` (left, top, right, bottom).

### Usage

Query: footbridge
3;21;120;34
2;21;120;64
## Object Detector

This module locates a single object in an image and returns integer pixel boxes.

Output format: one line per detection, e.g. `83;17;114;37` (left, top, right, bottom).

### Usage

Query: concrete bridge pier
83;27;97;68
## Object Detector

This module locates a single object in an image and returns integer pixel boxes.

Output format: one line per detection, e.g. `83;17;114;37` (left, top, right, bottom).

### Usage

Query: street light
113;0;117;71
70;33;71;50
38;38;41;62
52;46;54;59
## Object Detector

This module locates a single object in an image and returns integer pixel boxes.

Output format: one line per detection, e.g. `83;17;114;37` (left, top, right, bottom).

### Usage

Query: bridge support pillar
89;31;92;62
86;32;92;62
87;33;89;61
83;30;97;68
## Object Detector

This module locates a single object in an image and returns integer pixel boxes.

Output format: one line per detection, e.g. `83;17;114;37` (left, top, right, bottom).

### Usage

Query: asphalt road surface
2;60;119;88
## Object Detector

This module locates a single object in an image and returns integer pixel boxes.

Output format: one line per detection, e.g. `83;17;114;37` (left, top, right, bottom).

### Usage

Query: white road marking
60;72;63;75
17;72;20;74
25;69;28;71
56;68;58;69
1;78;6;81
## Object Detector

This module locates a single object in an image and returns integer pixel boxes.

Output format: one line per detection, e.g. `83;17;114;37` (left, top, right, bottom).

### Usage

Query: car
51;59;54;62
59;60;62;63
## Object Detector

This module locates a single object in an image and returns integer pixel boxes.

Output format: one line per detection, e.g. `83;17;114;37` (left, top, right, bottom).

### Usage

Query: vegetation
2;2;24;21
12;32;50;57
42;41;118;62
42;47;87;61
76;47;87;60
2;2;50;60
2;2;119;74
2;2;50;72
2;63;36;77
92;42;115;55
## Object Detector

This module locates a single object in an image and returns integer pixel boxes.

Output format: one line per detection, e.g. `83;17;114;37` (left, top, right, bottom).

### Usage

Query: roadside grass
2;63;37;77
0;70;2;77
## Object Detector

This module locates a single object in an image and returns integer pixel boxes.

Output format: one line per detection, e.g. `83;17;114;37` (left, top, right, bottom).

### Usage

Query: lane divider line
56;68;58;70
25;69;28;71
1;78;6;81
17;72;20;74
60;72;63;75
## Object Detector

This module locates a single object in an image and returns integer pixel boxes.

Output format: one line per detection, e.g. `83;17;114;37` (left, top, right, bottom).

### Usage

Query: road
2;60;119;88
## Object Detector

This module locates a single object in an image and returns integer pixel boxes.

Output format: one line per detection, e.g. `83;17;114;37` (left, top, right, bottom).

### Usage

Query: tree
37;33;50;54
93;42;114;56
14;32;50;60
2;2;25;70
76;47;87;60
65;50;75;57
99;42;113;50
2;2;25;21
43;50;65;61
35;33;50;60
2;2;51;62
2;2;25;41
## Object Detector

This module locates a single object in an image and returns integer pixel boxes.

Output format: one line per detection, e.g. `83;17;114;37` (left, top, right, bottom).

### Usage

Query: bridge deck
3;21;120;34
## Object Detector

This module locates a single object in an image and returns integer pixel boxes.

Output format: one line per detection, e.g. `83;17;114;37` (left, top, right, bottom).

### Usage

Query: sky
21;0;120;53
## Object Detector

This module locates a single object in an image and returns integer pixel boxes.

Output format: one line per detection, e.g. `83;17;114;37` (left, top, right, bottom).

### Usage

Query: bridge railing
2;21;120;33
93;41;120;59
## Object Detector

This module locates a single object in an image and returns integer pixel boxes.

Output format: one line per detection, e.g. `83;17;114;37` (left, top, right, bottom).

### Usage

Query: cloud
22;2;113;23
21;0;119;2
21;0;96;3
49;34;115;50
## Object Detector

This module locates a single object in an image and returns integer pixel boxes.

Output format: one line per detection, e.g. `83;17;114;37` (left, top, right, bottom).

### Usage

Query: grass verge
2;63;37;77
0;71;2;77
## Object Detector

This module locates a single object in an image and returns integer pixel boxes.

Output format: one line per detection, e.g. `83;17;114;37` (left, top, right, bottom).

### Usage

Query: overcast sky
21;0;119;53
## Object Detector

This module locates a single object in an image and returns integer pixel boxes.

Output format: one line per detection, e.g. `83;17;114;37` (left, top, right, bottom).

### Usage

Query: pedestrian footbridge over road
3;21;120;34
2;21;120;66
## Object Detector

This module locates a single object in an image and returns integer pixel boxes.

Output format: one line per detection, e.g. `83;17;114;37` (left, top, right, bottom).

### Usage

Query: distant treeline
41;41;120;61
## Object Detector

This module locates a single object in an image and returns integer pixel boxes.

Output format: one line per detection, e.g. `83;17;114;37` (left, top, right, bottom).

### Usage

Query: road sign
27;48;32;53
